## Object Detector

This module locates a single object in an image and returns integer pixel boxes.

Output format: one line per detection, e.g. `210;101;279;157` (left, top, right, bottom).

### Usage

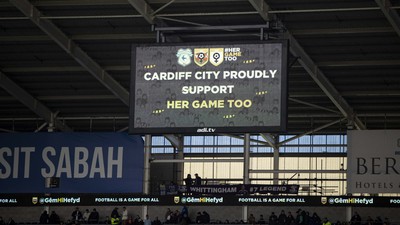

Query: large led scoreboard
129;41;288;134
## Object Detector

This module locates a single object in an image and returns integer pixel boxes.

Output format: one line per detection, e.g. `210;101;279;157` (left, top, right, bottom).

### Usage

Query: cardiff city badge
32;197;38;205
174;196;180;204
210;48;224;66
194;48;209;67
176;49;193;67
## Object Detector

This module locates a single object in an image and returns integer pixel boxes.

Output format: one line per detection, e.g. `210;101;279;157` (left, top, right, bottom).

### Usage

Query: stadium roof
0;0;400;134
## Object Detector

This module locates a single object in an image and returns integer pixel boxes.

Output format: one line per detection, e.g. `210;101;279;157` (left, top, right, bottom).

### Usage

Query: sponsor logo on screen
32;197;38;205
321;197;327;205
210;48;224;66
176;49;193;67
177;47;243;67
196;128;216;133
194;48;209;67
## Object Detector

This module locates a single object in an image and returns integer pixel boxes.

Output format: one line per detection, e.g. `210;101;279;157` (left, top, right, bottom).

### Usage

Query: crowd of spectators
243;210;391;225
0;207;395;225
0;216;16;225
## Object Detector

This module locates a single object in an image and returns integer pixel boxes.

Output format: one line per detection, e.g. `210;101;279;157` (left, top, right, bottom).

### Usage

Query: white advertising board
348;130;400;193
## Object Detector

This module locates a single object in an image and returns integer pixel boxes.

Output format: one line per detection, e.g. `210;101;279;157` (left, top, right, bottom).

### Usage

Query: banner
161;184;299;195
0;133;144;193
1;194;400;207
347;130;400;193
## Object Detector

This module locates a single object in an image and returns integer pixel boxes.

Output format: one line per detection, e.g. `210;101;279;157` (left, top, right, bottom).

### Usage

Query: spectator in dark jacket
49;211;60;224
88;208;100;224
40;210;49;224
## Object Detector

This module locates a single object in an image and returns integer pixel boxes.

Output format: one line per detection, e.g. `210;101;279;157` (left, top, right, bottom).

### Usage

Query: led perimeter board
129;41;288;134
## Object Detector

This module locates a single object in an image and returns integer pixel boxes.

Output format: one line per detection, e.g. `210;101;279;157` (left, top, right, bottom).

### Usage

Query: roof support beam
165;134;184;149
0;71;72;131
289;97;341;114
260;133;278;150
248;0;270;21
127;0;155;24
9;0;130;106
286;32;366;130
375;0;400;37
249;0;366;130
278;118;344;146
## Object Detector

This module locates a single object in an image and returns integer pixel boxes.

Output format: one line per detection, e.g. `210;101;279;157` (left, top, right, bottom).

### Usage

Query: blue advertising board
0;133;144;193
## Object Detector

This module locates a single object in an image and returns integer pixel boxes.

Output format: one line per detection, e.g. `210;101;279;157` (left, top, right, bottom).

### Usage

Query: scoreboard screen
129;41;288;134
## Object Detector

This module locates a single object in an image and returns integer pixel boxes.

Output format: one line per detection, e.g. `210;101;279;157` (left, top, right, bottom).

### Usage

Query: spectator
180;214;189;225
322;218;331;225
374;217;383;225
72;207;83;223
165;208;172;223
165;213;172;224
366;216;374;225
184;174;193;192
305;212;311;225
83;209;90;223
238;184;249;196
111;208;120;225
248;214;256;225
351;212;361;225
104;216;111;225
111;207;120;219
196;212;203;224
126;216;134;225
296;210;304;225
334;221;341;225
122;207;129;225
49;211;60;224
170;211;179;224
194;173;202;185
134;215;142;225
40;210;49;224
383;218;390;225
144;215;151;225
311;212;321;225
258;215;266;224
88;208;100;224
152;217;161;225
181;206;189;221
7;218;16;225
0;217;5;225
278;211;287;225
286;212;295;225
202;211;210;224
269;212;278;225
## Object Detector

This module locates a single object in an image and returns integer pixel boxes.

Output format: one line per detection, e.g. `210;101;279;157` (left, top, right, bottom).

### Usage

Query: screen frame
129;40;288;135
